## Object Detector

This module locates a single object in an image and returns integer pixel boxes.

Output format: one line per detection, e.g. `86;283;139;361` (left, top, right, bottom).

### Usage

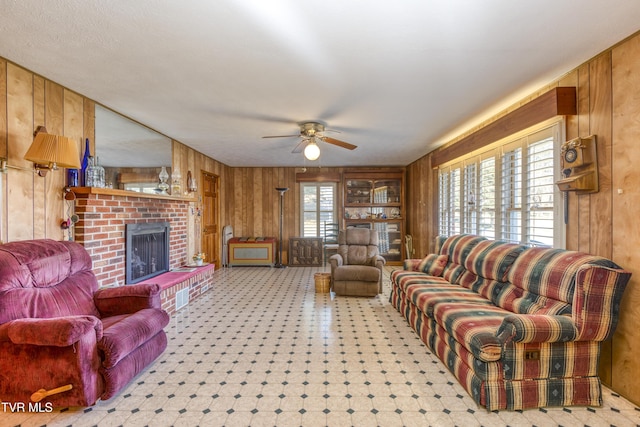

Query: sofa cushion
457;270;507;302
417;254;448;276
431;302;510;362
439;235;486;284
463;240;525;282
405;281;494;318
99;308;169;368
391;270;449;293
439;234;487;265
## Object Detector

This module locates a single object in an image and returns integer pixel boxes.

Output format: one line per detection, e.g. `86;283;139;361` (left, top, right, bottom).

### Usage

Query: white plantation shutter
524;130;555;246
438;170;450;236
437;121;563;247
437;164;461;236
301;183;336;238
463;163;477;234
478;155;496;239
450;165;461;235
500;143;523;243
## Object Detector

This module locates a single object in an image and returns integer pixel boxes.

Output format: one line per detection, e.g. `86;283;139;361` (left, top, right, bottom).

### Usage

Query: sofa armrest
403;259;421;271
3;315;102;346
94;283;162;317
329;254;343;268
496;314;577;344
573;265;632;341
374;255;386;268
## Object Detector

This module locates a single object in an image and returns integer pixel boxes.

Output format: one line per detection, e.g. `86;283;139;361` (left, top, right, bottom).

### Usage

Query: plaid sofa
390;234;631;411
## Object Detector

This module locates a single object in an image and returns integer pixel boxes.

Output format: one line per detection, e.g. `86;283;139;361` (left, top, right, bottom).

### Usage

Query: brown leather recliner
329;228;385;296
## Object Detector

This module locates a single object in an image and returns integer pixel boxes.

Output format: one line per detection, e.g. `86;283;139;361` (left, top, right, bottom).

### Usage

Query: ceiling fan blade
322;136;357;150
262;134;300;139
292;139;309;153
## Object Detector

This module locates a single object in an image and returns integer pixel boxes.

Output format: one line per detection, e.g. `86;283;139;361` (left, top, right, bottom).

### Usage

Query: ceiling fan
262;121;357;160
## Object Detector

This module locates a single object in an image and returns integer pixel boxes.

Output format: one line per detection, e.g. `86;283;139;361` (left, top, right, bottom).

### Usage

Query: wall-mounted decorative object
555;135;599;193
23;126;81;177
187;170;198;193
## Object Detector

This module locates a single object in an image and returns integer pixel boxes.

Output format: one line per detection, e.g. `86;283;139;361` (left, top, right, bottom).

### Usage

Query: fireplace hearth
126;222;171;284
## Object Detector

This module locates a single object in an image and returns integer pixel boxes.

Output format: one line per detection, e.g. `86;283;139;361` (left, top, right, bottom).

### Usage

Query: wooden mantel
71;186;197;202
431;87;577;167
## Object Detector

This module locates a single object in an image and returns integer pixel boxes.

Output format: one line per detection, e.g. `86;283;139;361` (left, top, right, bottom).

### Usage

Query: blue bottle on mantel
67;168;78;187
80;138;90;186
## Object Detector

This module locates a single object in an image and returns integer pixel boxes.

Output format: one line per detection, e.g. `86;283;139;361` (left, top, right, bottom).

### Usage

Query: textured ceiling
2;1;640;167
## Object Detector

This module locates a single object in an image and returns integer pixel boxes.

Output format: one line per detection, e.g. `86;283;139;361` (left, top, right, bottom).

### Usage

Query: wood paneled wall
404;31;640;405
0;58;404;268
183;165;402;264
4;30;640;404
0;60;88;243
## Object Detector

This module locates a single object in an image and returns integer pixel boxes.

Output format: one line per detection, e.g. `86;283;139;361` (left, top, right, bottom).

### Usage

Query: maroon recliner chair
0;239;169;407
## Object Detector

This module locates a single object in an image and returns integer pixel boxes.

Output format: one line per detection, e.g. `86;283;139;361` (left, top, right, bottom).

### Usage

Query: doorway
201;171;219;267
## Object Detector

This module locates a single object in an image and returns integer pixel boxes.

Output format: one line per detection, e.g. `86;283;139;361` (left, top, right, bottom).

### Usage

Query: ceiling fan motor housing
299;122;325;137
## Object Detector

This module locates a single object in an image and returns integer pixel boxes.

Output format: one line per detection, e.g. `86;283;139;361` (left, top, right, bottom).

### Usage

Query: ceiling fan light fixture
304;141;320;161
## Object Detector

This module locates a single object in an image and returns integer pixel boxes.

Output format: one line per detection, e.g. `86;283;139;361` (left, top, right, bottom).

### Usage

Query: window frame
299;182;338;238
437;119;565;248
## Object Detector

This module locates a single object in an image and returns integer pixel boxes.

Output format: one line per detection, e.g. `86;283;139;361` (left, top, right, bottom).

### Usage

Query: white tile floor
3;266;640;427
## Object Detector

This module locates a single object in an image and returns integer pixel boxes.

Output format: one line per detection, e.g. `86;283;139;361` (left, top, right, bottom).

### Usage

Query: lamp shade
24;133;81;169
304;141;320;161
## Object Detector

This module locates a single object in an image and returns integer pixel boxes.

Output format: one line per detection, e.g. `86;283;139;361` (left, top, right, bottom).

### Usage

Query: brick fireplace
72;188;193;288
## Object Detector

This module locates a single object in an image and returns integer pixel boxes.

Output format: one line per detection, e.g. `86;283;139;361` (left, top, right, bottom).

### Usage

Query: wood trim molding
296;172;341;182
71;186;196;202
431;87;577;167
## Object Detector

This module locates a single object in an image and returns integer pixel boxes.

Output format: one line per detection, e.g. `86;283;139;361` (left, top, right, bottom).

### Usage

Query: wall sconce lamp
303;138;320;161
186;170;198;193
23;126;81;177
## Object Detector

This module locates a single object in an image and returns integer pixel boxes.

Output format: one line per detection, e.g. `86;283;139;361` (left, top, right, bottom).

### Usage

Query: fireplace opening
125;222;170;284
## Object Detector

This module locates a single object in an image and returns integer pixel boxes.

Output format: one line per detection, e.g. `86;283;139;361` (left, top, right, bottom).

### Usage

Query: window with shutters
463;163;477;235
439;165;461;236
438;121;563;247
300;183;337;238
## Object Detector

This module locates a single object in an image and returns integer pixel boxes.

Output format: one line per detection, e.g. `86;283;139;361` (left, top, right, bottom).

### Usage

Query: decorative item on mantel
171;168;182;195
84;156;105;188
158;166;170;195
192;252;206;266
80;138;90;186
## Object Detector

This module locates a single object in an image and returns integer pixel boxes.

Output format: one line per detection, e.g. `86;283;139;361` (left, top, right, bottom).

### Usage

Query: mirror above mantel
95;104;174;194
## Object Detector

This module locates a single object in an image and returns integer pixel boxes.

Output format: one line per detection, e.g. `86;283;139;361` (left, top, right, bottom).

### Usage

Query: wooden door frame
201;170;220;267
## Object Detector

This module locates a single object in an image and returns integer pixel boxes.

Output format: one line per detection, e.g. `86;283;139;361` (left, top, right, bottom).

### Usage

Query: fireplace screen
125;222;170;284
